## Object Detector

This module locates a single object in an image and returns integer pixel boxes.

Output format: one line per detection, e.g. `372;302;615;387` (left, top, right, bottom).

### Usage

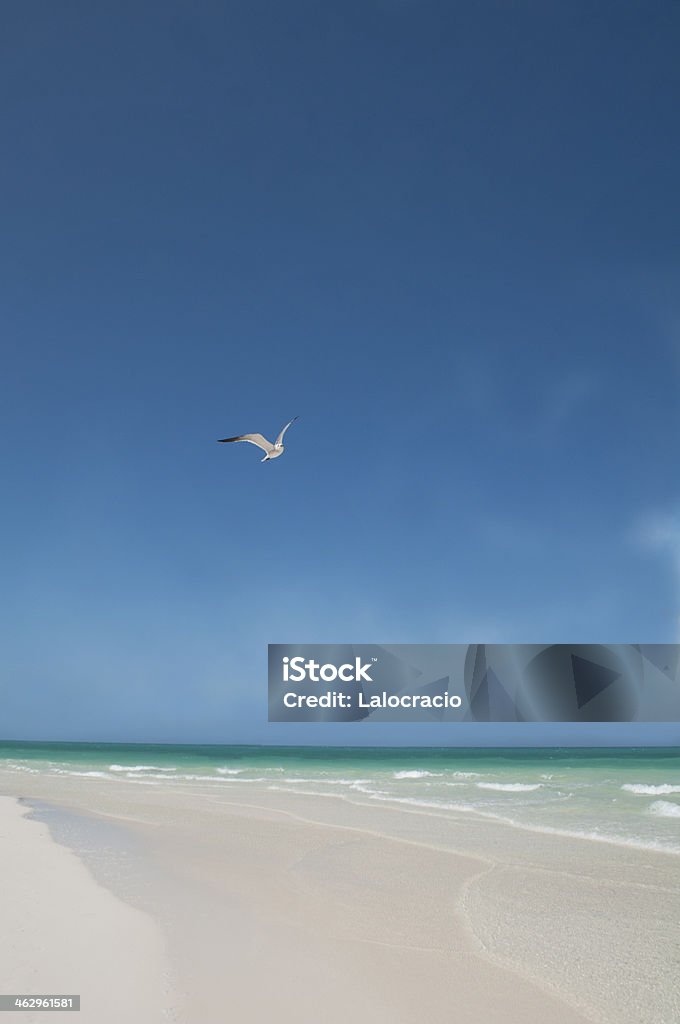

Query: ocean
1;742;679;855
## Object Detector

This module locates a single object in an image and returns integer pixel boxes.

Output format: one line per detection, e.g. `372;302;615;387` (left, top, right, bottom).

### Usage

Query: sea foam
622;783;680;796
476;782;542;792
650;800;680;818
52;769;110;778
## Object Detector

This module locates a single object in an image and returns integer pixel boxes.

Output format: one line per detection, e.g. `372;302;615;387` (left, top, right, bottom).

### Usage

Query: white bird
217;417;298;462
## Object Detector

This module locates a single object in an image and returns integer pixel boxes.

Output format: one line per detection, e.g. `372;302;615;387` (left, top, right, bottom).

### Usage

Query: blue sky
1;2;679;745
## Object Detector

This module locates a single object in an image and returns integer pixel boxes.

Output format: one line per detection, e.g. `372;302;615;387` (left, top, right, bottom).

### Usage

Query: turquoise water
1;742;679;854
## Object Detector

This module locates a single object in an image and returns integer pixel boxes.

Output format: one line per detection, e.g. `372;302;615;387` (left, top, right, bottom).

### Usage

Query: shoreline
0;795;173;1024
1;770;679;1023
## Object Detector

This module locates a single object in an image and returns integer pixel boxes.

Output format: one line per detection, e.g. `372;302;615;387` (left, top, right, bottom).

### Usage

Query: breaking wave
476;782;543;792
622;784;680;796
650;800;680;818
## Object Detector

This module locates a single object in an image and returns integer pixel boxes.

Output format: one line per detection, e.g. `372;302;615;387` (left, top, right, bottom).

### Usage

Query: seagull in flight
217;417;299;462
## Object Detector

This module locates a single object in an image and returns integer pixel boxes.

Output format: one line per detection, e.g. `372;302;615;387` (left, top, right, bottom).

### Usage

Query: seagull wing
275;416;298;446
217;433;274;454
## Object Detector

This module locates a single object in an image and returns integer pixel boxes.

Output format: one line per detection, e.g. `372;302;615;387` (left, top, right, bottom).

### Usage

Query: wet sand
0;795;173;1024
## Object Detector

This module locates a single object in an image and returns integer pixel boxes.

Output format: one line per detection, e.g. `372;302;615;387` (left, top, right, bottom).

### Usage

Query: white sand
0;796;173;1024
1;772;678;1024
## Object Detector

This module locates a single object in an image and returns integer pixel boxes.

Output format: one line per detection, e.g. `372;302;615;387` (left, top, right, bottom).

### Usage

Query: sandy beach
0;795;173;1024
1;763;678;1024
